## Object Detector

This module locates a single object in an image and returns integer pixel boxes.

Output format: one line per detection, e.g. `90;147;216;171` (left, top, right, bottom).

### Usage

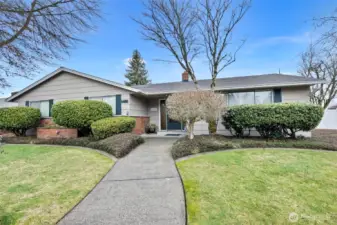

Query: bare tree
200;91;226;134
0;0;101;88
166;91;206;139
199;0;251;88
135;0;200;88
135;0;250;89
298;43;337;108
314;8;337;49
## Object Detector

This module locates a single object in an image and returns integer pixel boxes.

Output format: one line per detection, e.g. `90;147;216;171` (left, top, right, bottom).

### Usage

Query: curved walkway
58;138;185;225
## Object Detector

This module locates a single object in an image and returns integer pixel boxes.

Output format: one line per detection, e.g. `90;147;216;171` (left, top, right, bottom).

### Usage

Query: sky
1;0;337;97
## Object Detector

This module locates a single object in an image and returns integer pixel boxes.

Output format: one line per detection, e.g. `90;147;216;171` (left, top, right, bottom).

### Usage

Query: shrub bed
91;117;136;140
222;103;323;138
52;100;112;134
0;107;40;136
171;135;337;159
3;133;144;158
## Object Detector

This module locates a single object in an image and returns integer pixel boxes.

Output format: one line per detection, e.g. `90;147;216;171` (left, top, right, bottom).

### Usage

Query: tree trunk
186;119;195;140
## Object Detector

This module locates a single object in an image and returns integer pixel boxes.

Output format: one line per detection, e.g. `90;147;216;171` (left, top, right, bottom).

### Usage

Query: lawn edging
175;147;337;162
3;133;144;158
172;159;188;225
4;143;118;161
171;135;337;159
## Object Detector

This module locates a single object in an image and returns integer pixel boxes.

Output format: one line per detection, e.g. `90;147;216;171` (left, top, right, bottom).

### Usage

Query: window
228;92;255;106
30;100;50;117
89;96;116;115
228;90;273;106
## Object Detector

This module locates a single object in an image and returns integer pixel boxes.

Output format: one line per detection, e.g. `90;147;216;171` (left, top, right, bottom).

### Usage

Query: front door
159;99;183;130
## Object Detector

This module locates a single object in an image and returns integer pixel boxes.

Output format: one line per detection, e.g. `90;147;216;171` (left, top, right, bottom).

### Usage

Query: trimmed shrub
171;135;337;159
3;133;144;158
52;100;112;133
222;103;324;139
0;107;40;136
171;135;234;159
91;117;136;140
88;133;144;157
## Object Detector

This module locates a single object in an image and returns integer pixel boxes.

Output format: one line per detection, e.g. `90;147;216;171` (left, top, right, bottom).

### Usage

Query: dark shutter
116;95;122;115
25;101;30;107
49;99;54;117
273;89;282;103
84;96;89;100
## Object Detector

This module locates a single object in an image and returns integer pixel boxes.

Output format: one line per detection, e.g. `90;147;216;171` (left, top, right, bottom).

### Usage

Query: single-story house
6;67;325;135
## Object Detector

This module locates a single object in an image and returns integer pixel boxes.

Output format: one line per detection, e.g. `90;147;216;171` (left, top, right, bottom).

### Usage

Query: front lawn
0;145;114;225
177;149;337;224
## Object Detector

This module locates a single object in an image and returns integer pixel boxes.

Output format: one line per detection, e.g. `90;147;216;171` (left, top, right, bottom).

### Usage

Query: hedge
52;100;112;133
171;135;337;159
222;103;324;138
3;133;144;158
91;117;136;140
0;107;41;136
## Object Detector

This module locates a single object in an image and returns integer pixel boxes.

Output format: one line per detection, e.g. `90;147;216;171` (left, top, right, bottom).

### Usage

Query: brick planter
37;127;78;139
131;116;149;135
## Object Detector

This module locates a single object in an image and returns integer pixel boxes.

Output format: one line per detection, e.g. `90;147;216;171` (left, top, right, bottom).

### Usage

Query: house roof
133;74;325;95
7;67;143;101
7;67;325;101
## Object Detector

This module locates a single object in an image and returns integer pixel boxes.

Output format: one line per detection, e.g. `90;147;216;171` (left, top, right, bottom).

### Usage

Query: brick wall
131;116;149;135
37;128;78;139
312;129;337;145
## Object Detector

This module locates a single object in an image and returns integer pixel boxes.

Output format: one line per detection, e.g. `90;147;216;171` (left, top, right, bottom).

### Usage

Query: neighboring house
0;97;18;108
6;67;324;135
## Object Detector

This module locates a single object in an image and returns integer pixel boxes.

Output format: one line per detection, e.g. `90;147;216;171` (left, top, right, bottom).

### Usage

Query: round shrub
0;107;41;136
52;100;112;132
91;117;136;140
222;103;324;139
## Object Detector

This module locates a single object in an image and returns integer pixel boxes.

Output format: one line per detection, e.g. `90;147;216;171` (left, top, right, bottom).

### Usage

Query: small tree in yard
125;50;151;86
166;91;204;140
200;91;227;134
166;91;226;139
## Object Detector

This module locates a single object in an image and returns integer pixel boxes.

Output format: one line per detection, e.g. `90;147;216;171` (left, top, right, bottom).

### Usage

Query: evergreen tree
125;50;150;86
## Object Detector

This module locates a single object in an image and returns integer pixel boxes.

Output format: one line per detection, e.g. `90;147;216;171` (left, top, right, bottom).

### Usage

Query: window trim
29;100;51;118
226;90;274;106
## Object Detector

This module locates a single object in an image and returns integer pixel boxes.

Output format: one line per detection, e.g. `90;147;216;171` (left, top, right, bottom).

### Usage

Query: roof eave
7;67;143;102
141;81;325;96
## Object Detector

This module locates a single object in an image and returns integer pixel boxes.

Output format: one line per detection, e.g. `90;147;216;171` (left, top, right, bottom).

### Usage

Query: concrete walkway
58;138;186;225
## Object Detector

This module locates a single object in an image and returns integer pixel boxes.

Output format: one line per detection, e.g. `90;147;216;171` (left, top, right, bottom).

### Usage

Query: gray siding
14;72;131;115
147;98;160;127
282;86;310;103
129;95;148;117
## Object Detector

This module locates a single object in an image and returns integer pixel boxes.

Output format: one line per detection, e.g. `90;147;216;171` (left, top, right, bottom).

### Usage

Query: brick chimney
182;71;189;82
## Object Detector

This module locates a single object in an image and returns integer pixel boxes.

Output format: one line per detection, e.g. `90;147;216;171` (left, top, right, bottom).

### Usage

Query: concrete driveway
58;138;186;225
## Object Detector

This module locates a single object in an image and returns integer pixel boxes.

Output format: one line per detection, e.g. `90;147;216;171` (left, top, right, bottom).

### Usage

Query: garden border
4;143;118;161
175;147;337;162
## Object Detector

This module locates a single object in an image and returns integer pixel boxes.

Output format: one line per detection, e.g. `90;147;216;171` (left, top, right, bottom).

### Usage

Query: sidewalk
58;138;186;225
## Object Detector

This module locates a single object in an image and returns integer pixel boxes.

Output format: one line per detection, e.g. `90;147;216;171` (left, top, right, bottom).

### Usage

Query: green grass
177;149;337;225
0;145;114;225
